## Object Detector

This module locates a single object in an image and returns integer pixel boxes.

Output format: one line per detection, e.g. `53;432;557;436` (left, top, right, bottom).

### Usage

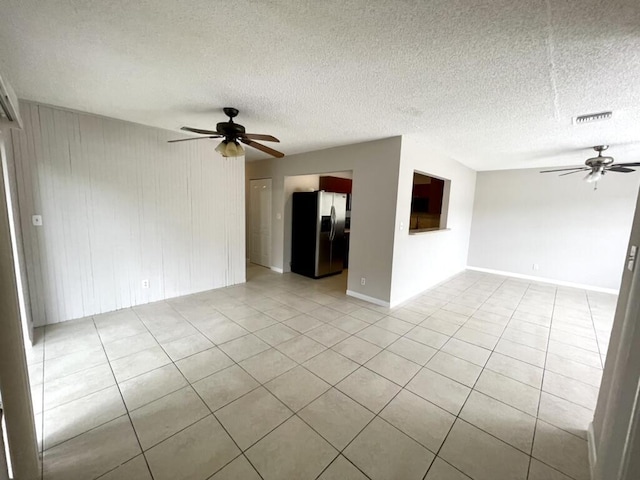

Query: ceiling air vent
573;111;613;125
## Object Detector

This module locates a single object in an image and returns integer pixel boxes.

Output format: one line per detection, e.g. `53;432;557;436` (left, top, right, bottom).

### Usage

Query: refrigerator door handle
329;205;336;241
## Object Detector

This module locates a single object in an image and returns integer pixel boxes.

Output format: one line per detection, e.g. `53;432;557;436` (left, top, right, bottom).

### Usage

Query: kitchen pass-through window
410;171;450;233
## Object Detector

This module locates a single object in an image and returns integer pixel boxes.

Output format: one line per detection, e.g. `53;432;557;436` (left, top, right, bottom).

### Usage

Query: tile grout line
196;272;596;478
417;276;588;479
303;273;512;480
584;293;605;368
43;305;246;478
525;281;553;480
88;317;157;480
498;284;591;480
181;277;462;478
206;274;369;477
178;289;375;479
144;284;361;472
37;272;354;478
323;273;581;480
36;269;603;480
113;298;270;477
257;274;588;479
131;300;268;480
418;273;516;480
527;286;590;480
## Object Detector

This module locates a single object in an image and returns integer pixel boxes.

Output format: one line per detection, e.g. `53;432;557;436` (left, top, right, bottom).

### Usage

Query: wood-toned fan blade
242;133;280;142
240;138;284;158
540;167;587;173
559;169;590;176
168;135;221;143
180;126;221;135
608;166;635;173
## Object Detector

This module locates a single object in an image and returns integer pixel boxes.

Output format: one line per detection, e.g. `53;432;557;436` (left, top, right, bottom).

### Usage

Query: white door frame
592;186;640;480
1;131;32;345
0;131;40;478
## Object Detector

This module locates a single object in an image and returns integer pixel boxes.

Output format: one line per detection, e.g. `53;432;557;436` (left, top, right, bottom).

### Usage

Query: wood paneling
11;102;245;326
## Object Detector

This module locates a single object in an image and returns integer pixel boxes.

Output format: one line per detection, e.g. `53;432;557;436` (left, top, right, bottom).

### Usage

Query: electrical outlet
360;277;366;286
532;264;539;271
142;279;150;289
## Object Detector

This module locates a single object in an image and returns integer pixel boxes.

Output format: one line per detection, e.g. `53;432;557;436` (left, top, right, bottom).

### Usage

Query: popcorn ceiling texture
0;0;639;169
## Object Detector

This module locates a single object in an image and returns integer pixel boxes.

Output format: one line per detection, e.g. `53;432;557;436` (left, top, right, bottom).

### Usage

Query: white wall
467;168;640;291
390;136;477;306
11;102;245;326
246;137;402;304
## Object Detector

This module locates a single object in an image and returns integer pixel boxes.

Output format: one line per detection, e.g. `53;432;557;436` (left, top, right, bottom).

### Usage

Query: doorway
591;186;640;479
284;171;353;278
249;178;272;268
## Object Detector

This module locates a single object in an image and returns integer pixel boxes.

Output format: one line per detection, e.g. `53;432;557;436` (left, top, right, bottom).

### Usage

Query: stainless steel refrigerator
291;191;347;278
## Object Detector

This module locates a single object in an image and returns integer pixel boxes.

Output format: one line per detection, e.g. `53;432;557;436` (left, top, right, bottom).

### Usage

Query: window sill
408;228;451;235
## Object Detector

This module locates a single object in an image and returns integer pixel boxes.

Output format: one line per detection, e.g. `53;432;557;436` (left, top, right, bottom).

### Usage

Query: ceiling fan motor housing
585;156;614;168
216;121;246;140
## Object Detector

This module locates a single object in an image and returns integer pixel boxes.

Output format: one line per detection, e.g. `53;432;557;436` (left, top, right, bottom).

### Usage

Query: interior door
593;187;640;479
250;179;272;268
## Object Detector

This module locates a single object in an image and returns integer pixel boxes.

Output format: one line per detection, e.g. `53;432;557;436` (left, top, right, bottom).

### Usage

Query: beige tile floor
24;265;616;480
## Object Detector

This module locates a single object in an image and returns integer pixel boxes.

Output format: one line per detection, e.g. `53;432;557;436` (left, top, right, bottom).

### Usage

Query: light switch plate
32;215;42;226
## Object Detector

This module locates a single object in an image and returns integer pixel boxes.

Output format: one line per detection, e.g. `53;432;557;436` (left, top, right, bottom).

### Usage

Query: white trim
270;266;284;274
466;266;619;295
588;422;597;479
346;290;390;308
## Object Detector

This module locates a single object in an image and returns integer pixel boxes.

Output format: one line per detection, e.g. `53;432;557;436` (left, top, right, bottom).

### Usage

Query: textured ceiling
1;0;640;170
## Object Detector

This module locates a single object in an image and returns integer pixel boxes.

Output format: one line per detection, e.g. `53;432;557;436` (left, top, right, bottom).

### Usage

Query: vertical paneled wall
11;102;245;326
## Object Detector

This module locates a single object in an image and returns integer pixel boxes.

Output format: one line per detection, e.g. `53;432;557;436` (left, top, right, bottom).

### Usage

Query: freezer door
329;193;347;273
315;192;334;277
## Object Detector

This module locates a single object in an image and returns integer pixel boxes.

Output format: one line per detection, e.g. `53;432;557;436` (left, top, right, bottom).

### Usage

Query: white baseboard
270;266;284;274
588;422;597;479
466;266;619;295
346;290;390;308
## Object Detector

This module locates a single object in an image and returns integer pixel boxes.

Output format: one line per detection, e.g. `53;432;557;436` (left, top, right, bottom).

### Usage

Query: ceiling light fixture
584;169;603;183
215;140;245;157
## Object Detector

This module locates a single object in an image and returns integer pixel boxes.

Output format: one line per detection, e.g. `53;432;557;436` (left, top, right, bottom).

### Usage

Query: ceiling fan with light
168;107;284;158
540;145;640;189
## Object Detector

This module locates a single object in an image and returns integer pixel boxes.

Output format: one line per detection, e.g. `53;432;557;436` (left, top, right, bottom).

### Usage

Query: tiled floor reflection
25;266;615;479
